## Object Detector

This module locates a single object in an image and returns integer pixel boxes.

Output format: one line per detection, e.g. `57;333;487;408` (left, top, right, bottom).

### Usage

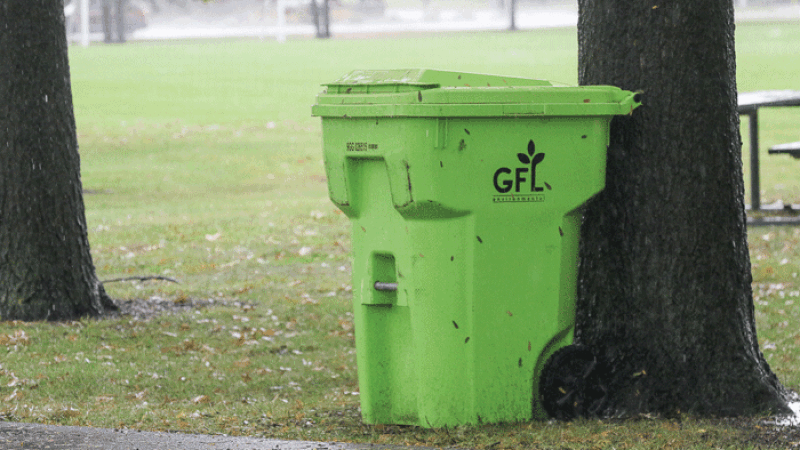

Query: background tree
102;0;127;43
0;0;116;321
311;0;331;39
574;0;789;416
508;0;516;31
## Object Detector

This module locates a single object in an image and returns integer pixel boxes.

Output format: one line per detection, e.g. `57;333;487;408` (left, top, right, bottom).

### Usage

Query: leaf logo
492;139;547;194
518;140;545;168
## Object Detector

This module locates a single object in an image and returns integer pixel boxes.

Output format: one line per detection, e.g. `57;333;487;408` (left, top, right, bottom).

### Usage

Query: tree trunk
575;0;789;416
102;0;114;43
321;0;330;38
508;0;516;31
0;0;116;321
115;0;127;44
311;0;330;39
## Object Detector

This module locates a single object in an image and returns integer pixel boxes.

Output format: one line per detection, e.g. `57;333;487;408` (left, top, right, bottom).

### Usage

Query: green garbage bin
312;69;640;427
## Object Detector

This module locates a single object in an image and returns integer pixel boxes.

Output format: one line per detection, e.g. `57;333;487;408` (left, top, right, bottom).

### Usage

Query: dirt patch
101;296;244;321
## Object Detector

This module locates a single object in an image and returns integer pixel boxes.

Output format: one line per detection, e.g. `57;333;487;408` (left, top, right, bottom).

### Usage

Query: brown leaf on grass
300;294;318;305
233;358;251;368
53;408;80;419
257;328;276;337
4;390;22;401
0;330;31;346
182;339;200;351
201;344;216;353
192;395;210;404
127;391;147;401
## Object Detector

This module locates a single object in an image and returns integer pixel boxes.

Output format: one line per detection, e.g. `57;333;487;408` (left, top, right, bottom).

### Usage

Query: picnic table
737;90;800;210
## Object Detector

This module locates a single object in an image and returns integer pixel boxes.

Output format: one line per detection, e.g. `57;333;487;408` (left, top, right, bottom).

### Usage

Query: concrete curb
0;421;423;450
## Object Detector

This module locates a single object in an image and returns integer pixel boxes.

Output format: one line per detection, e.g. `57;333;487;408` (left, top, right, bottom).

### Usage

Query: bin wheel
539;345;608;420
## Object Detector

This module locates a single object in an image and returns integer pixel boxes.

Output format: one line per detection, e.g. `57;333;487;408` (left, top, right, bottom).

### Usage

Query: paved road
0;421;420;450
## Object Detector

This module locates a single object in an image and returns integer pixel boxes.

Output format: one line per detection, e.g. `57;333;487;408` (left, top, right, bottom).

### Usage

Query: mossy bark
575;0;788;416
0;0;116;321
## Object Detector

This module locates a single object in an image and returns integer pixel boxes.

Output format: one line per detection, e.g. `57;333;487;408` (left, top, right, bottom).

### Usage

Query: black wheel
539;345;609;420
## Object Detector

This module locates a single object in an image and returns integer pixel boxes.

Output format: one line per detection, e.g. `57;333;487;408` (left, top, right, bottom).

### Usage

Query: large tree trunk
0;0;116;321
575;0;788;416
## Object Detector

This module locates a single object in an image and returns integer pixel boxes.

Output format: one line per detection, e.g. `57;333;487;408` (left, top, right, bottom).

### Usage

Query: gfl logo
493;140;546;193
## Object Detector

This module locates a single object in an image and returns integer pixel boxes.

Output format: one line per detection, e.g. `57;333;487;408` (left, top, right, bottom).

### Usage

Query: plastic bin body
312;70;640;427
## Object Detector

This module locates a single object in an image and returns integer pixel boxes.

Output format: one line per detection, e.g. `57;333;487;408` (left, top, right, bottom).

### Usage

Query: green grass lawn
0;23;799;449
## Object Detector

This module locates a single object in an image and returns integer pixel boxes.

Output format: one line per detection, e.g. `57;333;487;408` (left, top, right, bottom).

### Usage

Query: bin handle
374;281;398;291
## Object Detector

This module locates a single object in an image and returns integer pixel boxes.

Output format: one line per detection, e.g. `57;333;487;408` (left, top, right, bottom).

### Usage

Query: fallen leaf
201;344;216;353
192;395;210;404
0;330;31;346
234;358;251;368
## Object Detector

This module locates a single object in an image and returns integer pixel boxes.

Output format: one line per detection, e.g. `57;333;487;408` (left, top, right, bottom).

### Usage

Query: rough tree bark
574;0;789;416
0;0;116;321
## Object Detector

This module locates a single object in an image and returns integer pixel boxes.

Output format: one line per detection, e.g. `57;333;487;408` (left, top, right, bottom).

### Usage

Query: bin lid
312;69;641;118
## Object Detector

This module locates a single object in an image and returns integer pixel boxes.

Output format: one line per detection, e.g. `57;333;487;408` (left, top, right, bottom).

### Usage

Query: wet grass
0;23;799;449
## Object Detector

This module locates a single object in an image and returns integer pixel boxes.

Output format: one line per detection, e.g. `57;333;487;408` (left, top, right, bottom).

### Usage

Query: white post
276;0;287;43
80;0;90;47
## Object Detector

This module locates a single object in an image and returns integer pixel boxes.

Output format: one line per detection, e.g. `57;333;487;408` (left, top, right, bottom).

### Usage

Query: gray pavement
0;421;420;450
